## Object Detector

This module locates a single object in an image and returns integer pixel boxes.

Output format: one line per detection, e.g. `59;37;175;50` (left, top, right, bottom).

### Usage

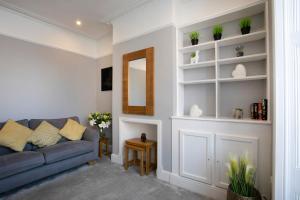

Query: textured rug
1;159;211;200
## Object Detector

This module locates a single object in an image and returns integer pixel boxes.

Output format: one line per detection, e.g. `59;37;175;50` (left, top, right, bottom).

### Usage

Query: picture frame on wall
101;67;112;91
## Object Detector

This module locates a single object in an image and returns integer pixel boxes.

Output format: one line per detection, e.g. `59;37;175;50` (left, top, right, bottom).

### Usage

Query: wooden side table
124;138;157;176
99;137;109;158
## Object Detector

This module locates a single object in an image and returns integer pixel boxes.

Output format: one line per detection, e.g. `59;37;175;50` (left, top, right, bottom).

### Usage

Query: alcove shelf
175;0;271;123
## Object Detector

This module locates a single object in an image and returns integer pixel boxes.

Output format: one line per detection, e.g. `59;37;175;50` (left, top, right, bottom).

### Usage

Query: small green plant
191;52;196;58
189;31;199;40
240;18;251;28
213;24;223;35
227;154;256;197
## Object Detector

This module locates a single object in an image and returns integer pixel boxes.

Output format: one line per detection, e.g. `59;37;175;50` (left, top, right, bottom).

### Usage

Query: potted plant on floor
213;24;223;40
227;154;262;200
88;112;112;138
240;18;251;35
189;31;199;45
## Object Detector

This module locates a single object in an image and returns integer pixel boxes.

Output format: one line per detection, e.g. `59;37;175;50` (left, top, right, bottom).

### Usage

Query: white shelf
172;115;271;125
218;53;267;65
179;30;265;55
179;60;215;69
179;79;216;85
179;41;215;53
218;75;267;82
218;30;266;47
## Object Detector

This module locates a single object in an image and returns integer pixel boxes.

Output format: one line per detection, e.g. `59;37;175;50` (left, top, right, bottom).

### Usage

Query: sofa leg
88;160;96;165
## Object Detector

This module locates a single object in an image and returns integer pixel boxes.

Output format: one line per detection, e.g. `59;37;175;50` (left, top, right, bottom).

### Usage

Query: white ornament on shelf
232;64;247;78
190;104;203;117
190;50;199;64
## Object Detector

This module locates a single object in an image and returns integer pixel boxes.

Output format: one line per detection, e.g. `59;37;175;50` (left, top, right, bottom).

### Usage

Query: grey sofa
0;116;99;194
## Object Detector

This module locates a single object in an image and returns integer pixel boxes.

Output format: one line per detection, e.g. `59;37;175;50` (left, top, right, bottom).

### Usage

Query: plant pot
191;39;198;45
241;26;251;35
227;185;262;200
214;33;222;40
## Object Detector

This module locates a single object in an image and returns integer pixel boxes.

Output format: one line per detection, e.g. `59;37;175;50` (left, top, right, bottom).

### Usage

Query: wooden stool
124;138;157;176
99;137;109;158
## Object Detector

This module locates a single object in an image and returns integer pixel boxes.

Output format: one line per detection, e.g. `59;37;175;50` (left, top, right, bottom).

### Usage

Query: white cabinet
179;130;213;184
215;134;258;189
177;130;259;189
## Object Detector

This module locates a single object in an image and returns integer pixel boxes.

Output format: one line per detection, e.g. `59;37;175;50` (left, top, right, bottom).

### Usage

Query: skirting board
110;153;171;183
111;153;122;165
170;174;226;199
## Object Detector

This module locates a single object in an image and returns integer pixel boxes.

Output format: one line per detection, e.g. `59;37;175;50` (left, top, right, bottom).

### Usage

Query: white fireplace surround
111;117;170;182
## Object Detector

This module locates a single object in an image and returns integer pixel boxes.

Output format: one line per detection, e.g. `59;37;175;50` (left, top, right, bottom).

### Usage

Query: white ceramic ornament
232;64;247;78
190;50;200;64
190;104;203;117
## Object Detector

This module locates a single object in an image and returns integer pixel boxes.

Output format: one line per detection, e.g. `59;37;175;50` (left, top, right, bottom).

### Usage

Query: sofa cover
0;116;99;194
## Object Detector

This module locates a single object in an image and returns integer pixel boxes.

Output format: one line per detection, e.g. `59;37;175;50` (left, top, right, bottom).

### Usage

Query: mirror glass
128;58;146;106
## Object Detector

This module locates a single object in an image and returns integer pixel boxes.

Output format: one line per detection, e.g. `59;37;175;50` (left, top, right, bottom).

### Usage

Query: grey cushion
36;140;93;164
0;151;45;179
28;116;80;130
0;119;32;153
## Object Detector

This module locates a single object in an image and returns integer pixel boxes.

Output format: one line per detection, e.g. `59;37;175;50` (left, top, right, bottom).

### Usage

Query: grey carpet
1;159;211;200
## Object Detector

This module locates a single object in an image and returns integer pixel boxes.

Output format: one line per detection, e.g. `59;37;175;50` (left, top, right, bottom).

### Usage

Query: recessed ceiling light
76;20;82;26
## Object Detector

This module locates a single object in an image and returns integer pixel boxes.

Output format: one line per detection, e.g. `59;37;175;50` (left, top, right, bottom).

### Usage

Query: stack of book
250;99;268;120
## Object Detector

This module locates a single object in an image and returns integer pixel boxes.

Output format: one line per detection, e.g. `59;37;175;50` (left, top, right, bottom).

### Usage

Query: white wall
0;6;114;59
174;0;261;27
112;0;263;44
96;34;113;58
111;0;174;44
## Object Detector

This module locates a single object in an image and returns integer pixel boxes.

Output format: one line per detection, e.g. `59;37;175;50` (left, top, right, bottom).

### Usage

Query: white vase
190;104;203;117
232;64;247;78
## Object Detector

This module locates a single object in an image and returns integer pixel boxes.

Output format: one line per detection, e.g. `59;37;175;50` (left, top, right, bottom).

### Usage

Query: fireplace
113;117;166;181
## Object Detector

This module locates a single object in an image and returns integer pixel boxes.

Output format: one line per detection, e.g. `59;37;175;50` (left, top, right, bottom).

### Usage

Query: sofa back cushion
0;119;32;155
29;117;80;146
29;116;80;130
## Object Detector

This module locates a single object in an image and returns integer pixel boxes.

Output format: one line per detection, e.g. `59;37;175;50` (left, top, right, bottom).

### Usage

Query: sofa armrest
82;127;99;159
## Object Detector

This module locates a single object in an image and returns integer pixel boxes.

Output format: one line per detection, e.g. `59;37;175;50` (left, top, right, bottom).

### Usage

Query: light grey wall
96;54;113;113
112;26;176;171
0;34;98;125
96;54;113;143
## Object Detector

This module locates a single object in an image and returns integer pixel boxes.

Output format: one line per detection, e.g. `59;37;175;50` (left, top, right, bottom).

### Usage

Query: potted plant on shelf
190;52;198;64
189;31;199;45
88;112;112;138
213;24;223;40
227;154;262;200
240;18;251;35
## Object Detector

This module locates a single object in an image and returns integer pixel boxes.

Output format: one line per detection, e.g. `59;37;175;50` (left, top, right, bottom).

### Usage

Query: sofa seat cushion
0;151;45;179
37;140;93;164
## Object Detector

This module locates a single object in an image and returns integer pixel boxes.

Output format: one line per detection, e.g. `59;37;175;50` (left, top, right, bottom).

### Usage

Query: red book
258;100;262;120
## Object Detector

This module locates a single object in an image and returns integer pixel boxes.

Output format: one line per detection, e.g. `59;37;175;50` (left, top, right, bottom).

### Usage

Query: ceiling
0;0;151;40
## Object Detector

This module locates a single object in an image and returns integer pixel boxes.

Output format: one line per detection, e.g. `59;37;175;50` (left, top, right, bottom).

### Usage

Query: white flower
89;119;95;126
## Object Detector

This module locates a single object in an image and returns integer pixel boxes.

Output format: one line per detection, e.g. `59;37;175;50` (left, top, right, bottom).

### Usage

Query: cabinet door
179;130;213;184
215;134;258;189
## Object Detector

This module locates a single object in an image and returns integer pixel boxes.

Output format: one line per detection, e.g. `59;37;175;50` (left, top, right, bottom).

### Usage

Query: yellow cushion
59;119;86;141
0;120;32;152
27;121;62;148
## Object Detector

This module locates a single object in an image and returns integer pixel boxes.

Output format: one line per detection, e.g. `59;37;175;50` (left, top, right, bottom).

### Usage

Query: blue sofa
0;116;99;194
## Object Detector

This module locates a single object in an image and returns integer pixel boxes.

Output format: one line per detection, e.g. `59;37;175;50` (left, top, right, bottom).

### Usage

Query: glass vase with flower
88;112;112;139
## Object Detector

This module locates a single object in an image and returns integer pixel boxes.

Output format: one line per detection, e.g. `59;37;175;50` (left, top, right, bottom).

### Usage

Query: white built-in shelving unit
175;1;271;124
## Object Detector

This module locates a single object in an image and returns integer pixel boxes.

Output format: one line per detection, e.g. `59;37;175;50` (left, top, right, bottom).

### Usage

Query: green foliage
213;24;223;35
189;31;199;40
240;18;251;28
227;154;256;197
191;52;196;58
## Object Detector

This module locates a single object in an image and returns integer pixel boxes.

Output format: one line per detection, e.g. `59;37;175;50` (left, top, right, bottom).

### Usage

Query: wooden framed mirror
123;47;154;115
